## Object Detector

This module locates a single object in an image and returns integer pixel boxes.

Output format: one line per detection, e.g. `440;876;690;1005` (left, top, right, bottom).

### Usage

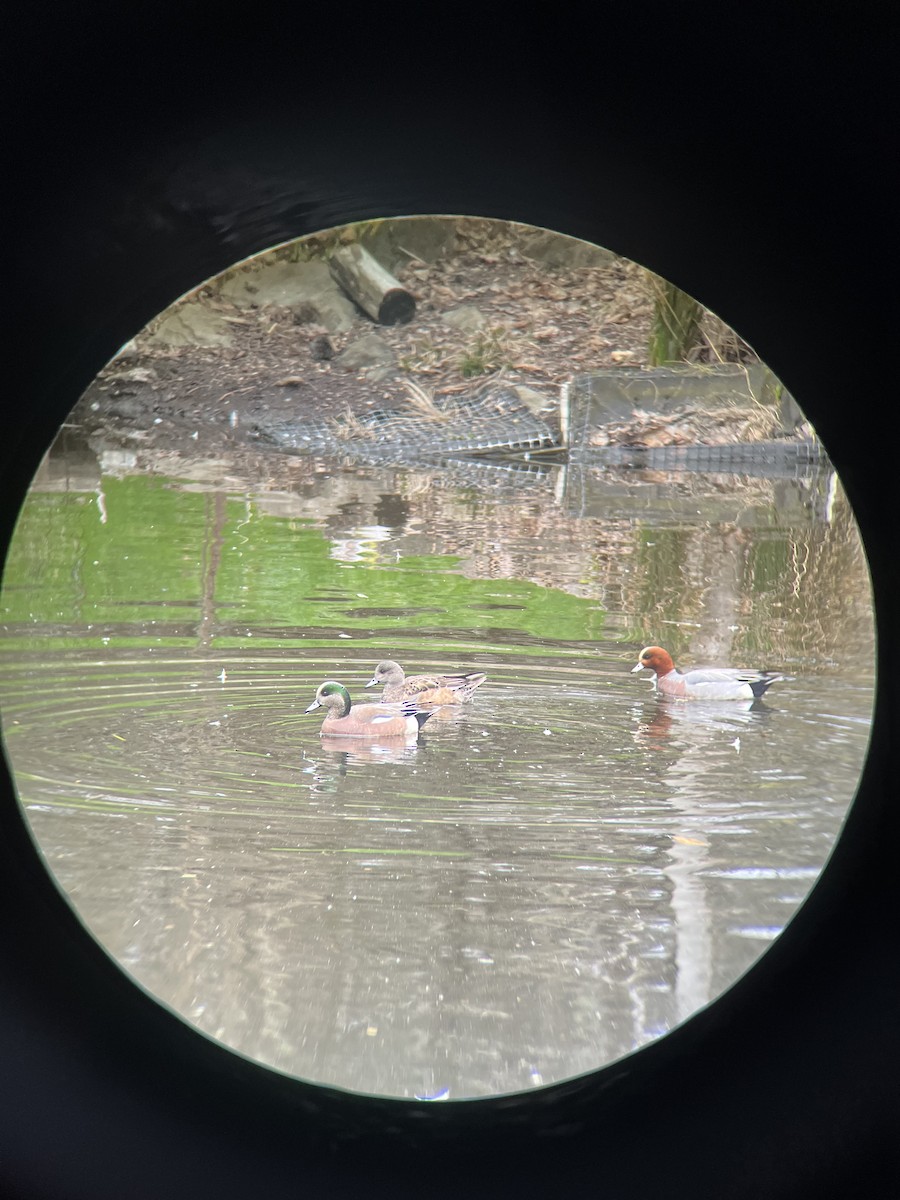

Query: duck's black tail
400;702;435;729
750;673;782;699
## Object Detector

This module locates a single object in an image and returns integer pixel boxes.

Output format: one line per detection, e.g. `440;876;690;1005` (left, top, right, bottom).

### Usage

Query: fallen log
329;243;416;325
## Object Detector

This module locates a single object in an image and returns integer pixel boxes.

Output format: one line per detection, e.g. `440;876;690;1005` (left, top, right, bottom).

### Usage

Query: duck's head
631;646;674;676
306;680;352;716
365;660;403;688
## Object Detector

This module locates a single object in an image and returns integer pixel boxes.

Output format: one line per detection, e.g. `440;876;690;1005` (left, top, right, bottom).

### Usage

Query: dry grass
327;406;378;441
692;312;758;364
402;380;450;422
588;394;783;449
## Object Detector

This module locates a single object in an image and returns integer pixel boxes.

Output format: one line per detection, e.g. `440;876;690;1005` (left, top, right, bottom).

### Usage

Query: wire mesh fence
250;372;825;484
570;438;824;480
250;381;559;466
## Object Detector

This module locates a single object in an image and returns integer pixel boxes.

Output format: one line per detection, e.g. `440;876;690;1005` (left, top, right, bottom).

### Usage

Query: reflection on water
0;435;875;1097
318;735;424;763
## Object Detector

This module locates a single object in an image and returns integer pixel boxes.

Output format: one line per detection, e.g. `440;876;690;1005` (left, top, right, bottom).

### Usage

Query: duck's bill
304;699;322;713
364;676;378;688
631;662;646;673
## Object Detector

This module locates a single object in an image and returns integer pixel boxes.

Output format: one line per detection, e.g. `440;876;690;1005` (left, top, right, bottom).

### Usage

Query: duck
631;645;782;701
365;659;487;705
305;681;434;738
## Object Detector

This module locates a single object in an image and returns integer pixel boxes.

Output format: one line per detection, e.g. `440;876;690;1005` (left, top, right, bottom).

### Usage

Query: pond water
0;433;874;1098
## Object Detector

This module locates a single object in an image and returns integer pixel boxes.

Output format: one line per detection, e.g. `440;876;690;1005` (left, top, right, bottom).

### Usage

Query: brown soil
73;223;668;459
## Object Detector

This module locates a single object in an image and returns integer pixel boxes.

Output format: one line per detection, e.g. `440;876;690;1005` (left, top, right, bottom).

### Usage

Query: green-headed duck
305;681;433;738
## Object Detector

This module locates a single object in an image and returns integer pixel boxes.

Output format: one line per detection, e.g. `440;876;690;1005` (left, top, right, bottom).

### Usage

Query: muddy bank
69;217;797;467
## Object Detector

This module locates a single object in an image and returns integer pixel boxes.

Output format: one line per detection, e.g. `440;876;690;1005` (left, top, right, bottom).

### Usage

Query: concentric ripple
2;639;870;1097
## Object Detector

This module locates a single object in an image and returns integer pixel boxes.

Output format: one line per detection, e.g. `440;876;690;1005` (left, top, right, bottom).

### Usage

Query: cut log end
378;289;416;326
330;243;417;326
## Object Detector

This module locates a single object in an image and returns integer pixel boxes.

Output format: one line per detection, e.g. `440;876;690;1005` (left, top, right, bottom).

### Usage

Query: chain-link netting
250;382;558;466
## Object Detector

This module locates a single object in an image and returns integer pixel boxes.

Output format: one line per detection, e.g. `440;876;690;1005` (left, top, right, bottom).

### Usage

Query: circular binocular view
0;216;874;1099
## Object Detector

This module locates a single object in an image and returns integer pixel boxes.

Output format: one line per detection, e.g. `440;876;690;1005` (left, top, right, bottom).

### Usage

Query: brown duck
365;659;487;705
305;681;433;738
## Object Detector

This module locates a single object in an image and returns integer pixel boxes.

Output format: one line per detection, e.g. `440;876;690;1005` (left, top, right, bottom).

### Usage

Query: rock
105;366;159;384
145;306;234;349
217;259;357;332
364;364;396;384
292;302;320;325
521;229;617;269
360;217;459;274
333;332;395;370
442;305;490;333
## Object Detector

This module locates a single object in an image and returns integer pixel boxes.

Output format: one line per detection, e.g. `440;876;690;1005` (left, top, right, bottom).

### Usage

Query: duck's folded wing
368;700;419;718
401;674;439;690
401;673;464;695
682;667;759;685
441;670;486;685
